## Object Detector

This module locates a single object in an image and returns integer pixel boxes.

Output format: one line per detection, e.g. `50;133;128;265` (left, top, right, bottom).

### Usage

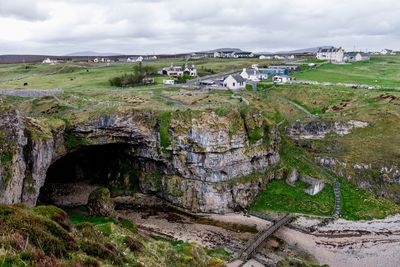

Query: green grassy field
293;56;400;89
0;57;277;90
1;55;400;221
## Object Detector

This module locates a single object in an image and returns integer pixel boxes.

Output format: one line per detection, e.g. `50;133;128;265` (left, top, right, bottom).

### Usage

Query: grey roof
232;74;246;83
245;69;260;76
318;46;342;53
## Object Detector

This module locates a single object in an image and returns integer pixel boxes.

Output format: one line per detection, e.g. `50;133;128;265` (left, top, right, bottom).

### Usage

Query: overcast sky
0;0;399;55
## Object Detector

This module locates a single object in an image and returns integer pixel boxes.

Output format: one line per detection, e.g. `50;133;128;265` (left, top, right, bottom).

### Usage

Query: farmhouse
272;75;295;84
240;68;266;82
316;46;345;62
162;64;197;77
223;74;246;90
344;52;370;62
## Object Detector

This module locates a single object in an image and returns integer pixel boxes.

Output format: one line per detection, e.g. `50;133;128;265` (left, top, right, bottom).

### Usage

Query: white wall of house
223;75;246;90
316;49;344;62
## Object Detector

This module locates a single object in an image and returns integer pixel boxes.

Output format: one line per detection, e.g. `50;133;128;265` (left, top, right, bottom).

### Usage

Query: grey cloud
0;0;399;54
0;0;49;21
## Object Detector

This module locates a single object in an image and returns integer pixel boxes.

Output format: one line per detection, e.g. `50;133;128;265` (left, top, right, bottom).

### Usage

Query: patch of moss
159;111;172;149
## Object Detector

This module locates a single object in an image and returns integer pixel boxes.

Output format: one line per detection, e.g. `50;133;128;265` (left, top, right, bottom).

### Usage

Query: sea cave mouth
38;143;148;208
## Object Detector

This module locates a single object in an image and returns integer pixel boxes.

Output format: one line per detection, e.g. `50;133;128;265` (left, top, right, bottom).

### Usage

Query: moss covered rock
87;187;115;217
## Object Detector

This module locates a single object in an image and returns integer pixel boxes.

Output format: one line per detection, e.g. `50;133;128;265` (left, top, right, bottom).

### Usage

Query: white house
316;47;345;63
42;58;57;64
162;64;197;77
223;75;246;90
380;49;393;55
344;52;370;62
127;56;143;62
272;75;295;84
214;50;237;58
240;68;267;82
273;55;285;60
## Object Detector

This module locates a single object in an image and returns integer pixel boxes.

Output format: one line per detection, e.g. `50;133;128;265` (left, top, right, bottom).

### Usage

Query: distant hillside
64;51;123;57
0;55;51;64
256;46;333;55
199;48;243;53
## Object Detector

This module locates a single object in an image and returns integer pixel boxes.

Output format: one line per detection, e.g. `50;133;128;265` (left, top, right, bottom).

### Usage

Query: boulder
286;169;299;186
87;187;114;217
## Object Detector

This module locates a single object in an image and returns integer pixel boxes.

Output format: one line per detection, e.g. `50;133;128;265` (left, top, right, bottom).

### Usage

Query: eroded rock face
317;156;400;202
286;120;371;140
0;108;280;214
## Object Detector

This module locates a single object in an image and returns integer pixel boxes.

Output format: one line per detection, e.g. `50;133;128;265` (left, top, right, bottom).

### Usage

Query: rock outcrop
286;120;371;140
317;156;400;202
0;108;280;214
87;187;115;217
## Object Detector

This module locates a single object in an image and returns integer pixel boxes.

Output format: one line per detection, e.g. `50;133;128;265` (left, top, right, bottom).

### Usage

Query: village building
344;52;370;62
161;64;197;77
223;74;246;90
233;51;254;58
380;49;394;55
42;58;58;64
273;55;286;60
240;68;267;82
190;53;209;59
214;50;234;58
316;46;345;62
127;56;143;62
268;65;299;72
259;55;272;60
272;75;295;84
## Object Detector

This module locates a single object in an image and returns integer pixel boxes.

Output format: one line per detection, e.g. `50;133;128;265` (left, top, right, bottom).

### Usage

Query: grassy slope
0;205;229;266
250;138;400;220
293;56;400;89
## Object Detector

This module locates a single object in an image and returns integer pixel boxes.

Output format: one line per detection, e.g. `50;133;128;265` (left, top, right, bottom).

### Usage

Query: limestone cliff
0;108;280;213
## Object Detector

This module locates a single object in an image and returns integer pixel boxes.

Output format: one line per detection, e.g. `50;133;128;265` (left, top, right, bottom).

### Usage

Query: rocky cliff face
0;108;280;214
286;120;370;140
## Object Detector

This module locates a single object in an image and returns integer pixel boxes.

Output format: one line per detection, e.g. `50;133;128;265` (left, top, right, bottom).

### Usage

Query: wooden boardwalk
239;214;293;261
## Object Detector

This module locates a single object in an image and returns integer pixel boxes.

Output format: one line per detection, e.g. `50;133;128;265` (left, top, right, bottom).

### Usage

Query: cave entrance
38;143;142;207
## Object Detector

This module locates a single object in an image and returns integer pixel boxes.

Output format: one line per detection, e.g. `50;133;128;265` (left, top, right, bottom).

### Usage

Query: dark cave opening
38;143;142;207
